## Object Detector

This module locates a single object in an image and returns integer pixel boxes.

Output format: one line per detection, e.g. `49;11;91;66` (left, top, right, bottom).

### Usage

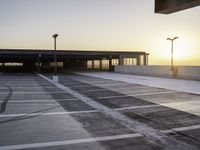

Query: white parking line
0;91;66;94
94;82;128;87
114;105;160;111
0;79;42;81
0;99;79;103
0;86;57;89
162;124;200;134
0;83;52;86
115;88;164;94
0;110;99;118
81;86;148;93
130;91;179;96
0;81;49;83
0;123;200;150
70;82;128;88
97;95;129;99
39;74;196;150
69;84;91;88
97;91;178;100
0;133;142;150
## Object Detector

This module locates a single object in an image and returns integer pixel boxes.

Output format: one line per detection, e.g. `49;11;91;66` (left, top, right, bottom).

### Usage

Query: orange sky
0;0;199;65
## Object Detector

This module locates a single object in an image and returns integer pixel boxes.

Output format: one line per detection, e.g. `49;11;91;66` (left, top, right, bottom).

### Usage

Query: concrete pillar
83;59;87;69
119;55;124;66
109;58;112;71
146;54;149;66
143;54;147;66
2;62;5;71
137;56;140;66
37;54;41;73
92;60;95;69
100;59;102;70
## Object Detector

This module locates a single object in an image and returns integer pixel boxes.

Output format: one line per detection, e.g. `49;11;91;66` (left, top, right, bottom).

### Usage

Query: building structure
155;0;200;14
0;49;149;72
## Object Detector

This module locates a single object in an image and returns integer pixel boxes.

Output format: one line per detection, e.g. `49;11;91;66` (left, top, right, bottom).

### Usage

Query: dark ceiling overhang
155;0;200;14
0;49;147;62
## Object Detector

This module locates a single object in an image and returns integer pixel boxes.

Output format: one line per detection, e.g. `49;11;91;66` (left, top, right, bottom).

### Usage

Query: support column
100;59;102;70
84;59;87;70
92;60;95;69
143;54;147;66
146;53;149;66
137;56;141;66
2;62;5;71
119;55;124;66
109;58;112;71
37;54;41;73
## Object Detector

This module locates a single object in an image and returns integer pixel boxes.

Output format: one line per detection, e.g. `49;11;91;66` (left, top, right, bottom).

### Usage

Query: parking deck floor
0;73;200;150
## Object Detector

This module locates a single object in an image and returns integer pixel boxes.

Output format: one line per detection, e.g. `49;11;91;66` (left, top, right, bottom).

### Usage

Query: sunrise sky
0;0;200;65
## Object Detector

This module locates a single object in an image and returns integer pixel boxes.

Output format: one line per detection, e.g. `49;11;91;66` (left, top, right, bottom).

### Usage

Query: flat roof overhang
0;49;147;62
155;0;200;14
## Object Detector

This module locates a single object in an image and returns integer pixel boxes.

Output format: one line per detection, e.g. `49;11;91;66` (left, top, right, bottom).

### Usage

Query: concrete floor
0;73;200;150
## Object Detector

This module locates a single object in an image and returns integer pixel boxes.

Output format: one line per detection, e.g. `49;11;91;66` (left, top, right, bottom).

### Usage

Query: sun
173;41;189;60
151;36;197;65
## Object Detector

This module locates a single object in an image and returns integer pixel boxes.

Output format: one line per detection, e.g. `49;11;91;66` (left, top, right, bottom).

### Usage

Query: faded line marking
0;80;45;82
130;91;178;96
70;82;128;88
81;86;148;93
0;87;58;89
114;105;160;111
162;124;200;134
0;99;79;103
0;83;53;86
0;133;142;150
90;82;128;87
97;95;128;99
39;74;198;150
69;85;92;88
0;110;99;118
79;80;113;84
0;91;66;94
1;124;200;150
0;86;56;89
97;91;178;100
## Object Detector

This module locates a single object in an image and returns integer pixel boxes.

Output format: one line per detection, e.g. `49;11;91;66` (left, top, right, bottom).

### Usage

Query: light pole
52;34;58;75
166;37;178;68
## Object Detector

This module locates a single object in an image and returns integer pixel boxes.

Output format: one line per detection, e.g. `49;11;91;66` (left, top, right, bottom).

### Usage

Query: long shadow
0;82;13;113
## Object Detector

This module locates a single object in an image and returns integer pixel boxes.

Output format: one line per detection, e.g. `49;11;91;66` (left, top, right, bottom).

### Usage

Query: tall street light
166;37;179;68
52;34;58;75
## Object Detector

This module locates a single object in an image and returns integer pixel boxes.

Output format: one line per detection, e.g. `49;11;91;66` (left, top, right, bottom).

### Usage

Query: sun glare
151;36;198;65
173;40;191;60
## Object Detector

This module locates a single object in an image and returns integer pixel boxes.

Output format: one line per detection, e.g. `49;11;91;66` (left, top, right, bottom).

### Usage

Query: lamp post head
173;37;179;40
52;34;58;38
167;37;179;41
167;38;172;41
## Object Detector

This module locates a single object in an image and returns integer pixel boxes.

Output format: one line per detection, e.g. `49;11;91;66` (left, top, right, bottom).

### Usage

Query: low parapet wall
115;65;200;80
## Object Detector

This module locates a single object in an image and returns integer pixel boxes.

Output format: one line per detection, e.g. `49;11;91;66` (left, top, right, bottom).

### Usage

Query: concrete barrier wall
177;66;200;79
115;65;200;80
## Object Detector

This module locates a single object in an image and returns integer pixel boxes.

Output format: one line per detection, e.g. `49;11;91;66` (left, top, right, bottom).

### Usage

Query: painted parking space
0;73;162;150
56;73;200;149
1;73;200;150
0;74;102;150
